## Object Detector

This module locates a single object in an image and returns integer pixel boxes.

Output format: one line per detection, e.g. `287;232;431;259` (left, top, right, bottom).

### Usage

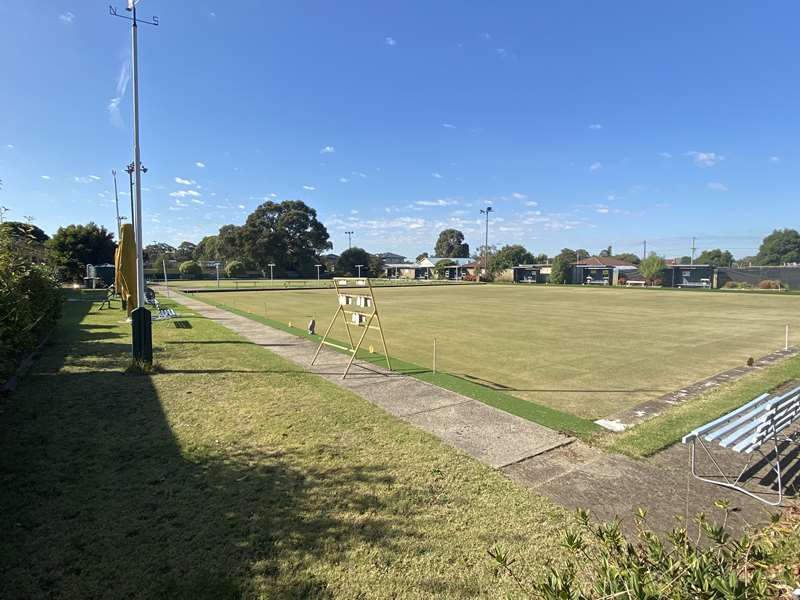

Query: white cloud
431;172;443;179
339;177;350;183
384;36;396;46
511;192;528;200
442;123;456;129
595;206;610;214
769;156;780;163
588;123;603;130
59;12;75;24
169;189;201;198
415;199;457;207
195;161;206;168
658;152;672;159
73;175;100;183
589;162;603;172
496;48;508;58
707;181;728;192
525;200;538;207
191;198;205;205
302;185;316;191
210;12;216;17
353;171;367;179
238;204;245;209
320;145;335;154
108;60;130;128
174;199;188;207
6;144;13;149
350;209;359;215
40;175;51;180
686;151;724;167
174;176;196;185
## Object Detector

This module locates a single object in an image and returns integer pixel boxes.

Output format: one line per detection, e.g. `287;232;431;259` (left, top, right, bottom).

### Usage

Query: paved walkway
162;289;798;534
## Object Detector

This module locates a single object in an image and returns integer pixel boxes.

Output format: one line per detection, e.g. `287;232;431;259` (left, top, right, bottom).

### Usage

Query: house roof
575;256;637;268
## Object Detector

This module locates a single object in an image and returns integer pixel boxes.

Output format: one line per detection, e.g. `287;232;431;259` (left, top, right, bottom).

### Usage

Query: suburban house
510;264;552;283
376;252;408;265
572;256;638;285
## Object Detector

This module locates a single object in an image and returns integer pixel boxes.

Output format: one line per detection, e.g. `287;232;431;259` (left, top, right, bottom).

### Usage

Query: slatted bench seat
682;385;800;505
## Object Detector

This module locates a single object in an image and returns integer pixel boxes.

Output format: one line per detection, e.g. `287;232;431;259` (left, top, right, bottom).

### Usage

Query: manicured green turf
0;295;568;599
190;285;800;421
600;354;800;457
159;277;472;289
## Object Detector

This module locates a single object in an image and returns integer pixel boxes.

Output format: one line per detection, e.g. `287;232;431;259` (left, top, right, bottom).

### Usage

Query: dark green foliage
416;251;429;262
336;247;377;276
489;505;798;599
434;229;470;258
756;229;800;265
492;244;534;272
696;248;735;268
0;221;49;244
0;232;63;384
225;260;246;277
434;258;456;277
193;235;219;262
179;260;203;276
46;222;116;281
549;255;570;284
614;252;641;266
639;252;667;285
175;241;196;262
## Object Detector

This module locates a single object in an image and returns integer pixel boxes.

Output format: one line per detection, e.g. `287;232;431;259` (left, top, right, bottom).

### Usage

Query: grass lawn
0;295;569;599
189;285;800;421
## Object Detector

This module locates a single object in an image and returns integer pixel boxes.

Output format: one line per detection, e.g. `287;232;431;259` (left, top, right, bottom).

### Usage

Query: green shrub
489;504;800;599
0;236;63;384
225;260;246;278
178;260;203;277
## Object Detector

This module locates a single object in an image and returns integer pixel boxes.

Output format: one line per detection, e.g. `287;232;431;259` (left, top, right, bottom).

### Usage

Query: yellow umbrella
118;223;139;316
114;246;122;294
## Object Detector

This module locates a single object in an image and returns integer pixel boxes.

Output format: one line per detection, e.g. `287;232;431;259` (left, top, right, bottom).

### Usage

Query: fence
717;266;800;290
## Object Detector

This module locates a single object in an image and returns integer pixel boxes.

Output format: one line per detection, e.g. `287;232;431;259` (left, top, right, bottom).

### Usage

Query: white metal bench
682;385;800;505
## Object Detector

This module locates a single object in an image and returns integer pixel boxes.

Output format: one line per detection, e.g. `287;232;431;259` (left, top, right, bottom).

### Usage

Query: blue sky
1;1;798;259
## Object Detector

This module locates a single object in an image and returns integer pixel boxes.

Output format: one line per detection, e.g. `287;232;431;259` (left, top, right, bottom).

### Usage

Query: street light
315;264;322;281
268;263;276;280
479;206;493;279
345;230;354;250
124;161;147;235
355;264;364;278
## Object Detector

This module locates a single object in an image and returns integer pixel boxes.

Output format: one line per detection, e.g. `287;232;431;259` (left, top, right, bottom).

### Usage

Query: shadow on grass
452;372;669;394
0;302;406;599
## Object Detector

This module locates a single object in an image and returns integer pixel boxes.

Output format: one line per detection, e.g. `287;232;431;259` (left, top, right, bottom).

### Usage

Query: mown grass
0;294;569;599
600;354;800;457
190;294;601;440
188;284;800;420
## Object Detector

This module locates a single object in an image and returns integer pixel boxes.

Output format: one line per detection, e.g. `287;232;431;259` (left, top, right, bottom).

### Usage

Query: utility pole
345;230;353;250
690;237;696;265
642;240;647;260
112;169;123;237
110;1;158;364
479;206;493;278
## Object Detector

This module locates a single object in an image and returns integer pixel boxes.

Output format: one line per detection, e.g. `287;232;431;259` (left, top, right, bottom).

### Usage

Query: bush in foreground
489;503;800;599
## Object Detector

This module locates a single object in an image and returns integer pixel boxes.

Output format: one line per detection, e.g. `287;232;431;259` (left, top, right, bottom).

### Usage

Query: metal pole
691;237;696;265
643;240;647;260
112;169;122;238
131;7;145;311
162;259;167;284
127;166;135;233
216;263;220;287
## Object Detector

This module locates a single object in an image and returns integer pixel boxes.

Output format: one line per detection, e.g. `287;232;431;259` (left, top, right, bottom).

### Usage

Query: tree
639;252;667;285
239;200;330;275
756;229;800;265
557;248;589;264
225;260;246;277
492;244;534;272
549;255;570;284
696;248;734;268
0;221;49;263
416;252;429;262
434;258;455;278
336;247;375;276
143;242;175;265
46;222;116;281
434;229;469;258
175;241;197;262
613;252;641;266
599;245;613;257
0;221;48;244
531;253;549;264
217;225;244;263
679;255;693;265
179;260;202;277
194;235;219;262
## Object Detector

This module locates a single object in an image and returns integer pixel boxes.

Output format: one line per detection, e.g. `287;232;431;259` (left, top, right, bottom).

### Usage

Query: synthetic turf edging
183;293;602;441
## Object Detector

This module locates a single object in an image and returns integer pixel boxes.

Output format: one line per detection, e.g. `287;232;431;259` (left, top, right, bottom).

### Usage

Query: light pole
479;206;493;279
315;264;322;281
356;264;364;278
125;161;147;232
110;0;158;364
345;230;353;250
112;169;123;237
268;263;275;280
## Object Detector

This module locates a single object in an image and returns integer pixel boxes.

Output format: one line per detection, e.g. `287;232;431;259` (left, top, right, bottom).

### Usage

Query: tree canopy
549;255;570;284
336;247;378;276
492;244;534;272
46;222;116;281
614;252;641;266
0;221;49;244
175;241;197;262
193;235;219;262
639;252;667;285
434;229;469;258
696;248;734;268
756;229;800;265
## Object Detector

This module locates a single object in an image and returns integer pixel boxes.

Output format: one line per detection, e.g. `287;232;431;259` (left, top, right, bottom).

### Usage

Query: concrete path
162;289;572;469
161;289;798;534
